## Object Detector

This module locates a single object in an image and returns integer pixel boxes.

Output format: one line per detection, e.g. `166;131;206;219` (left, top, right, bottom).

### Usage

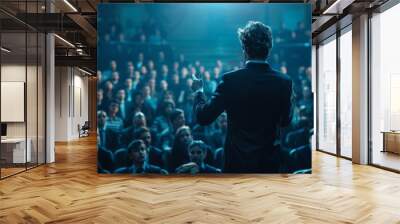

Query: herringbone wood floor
1;136;400;224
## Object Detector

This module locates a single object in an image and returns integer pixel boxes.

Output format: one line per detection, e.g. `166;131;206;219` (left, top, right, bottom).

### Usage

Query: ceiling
0;0;392;71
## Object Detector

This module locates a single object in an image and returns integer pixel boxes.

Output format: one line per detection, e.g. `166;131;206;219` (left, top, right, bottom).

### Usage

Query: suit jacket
193;62;293;173
114;163;167;174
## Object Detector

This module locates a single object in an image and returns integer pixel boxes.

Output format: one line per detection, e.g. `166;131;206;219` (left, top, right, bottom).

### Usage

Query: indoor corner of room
54;66;92;142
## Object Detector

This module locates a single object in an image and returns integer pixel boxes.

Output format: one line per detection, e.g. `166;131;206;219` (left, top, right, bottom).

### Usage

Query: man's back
194;62;293;173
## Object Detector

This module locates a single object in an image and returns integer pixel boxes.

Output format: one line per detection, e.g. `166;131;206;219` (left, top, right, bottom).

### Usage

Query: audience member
114;140;168;174
168;126;193;172
175;140;221;174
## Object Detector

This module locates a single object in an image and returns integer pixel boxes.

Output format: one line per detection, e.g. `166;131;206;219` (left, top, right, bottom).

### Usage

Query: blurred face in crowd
97;71;102;82
216;59;223;68
105;81;113;91
131;142;147;164
110;60;117;71
125;78;133;89
142;85;151;98
141;66;148;75
173;62;179;71
199;66;205;74
112;71;120;82
149;79;156;92
134;71;141;81
159;51;165;61
178;128;192;146
172;74;179;84
128;63;135;74
302;86;311;99
127;61;133;67
117;89;125;101
140;34;146;43
160;80;168;91
97;90;103;102
181;67;189;79
109;103;119;117
204;71;211;81
213;67;220;79
139;131;152;147
97;111;107;127
165;92;174;102
173;112;185;130
133;113;146;128
148;60;155;71
195;60;201;67
190;67;196;75
189;145;206;166
162;64;168;74
186;78;193;88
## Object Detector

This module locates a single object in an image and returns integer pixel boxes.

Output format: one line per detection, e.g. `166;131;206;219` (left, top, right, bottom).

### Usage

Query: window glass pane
340;29;352;158
1;31;28;177
318;37;337;154
371;3;400;171
27;30;38;169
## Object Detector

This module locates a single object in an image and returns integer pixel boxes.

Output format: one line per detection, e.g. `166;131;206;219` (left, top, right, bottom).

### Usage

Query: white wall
55;67;89;141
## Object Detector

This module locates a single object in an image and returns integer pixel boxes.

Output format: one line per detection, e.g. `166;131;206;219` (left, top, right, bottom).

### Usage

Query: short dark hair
109;101;119;109
97;110;107;118
176;125;190;136
189;140;207;152
170;109;184;121
134;127;150;139
127;139;144;153
158;99;175;114
238;21;273;60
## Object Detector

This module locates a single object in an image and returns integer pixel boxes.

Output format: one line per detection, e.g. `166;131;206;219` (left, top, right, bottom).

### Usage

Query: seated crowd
97;20;313;174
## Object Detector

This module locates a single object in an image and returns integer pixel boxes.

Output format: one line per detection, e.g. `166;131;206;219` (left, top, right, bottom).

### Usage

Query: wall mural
97;3;312;174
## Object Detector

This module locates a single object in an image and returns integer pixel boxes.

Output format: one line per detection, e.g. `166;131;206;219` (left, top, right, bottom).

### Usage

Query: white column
352;14;369;164
45;0;55;163
46;33;55;163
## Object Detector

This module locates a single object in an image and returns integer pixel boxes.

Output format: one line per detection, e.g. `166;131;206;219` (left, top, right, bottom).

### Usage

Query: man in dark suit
192;21;293;173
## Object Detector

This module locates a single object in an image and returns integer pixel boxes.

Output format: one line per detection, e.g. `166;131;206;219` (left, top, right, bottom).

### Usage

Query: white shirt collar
245;60;268;65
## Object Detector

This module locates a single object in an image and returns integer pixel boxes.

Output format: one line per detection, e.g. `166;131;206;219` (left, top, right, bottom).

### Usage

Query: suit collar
245;60;273;71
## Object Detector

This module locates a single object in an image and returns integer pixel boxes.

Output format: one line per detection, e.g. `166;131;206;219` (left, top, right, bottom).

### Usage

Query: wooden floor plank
1;136;400;223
